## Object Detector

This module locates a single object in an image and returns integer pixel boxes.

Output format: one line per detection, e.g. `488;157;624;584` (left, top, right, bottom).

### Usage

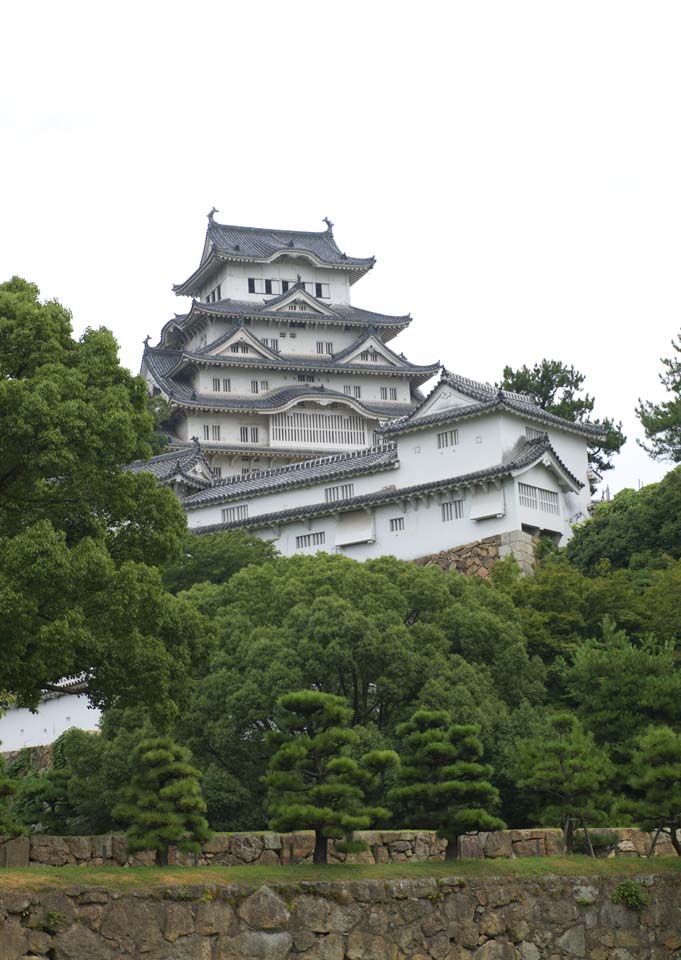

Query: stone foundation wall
1;828;676;870
0;830;445;869
413;531;536;578
0;875;679;959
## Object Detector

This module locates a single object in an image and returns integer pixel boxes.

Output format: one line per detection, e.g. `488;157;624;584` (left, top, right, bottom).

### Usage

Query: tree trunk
445;835;459;860
669;825;681;857
647;826;662;858
313;831;328;865
562;816;574;854
155;846;169;867
581;820;595;858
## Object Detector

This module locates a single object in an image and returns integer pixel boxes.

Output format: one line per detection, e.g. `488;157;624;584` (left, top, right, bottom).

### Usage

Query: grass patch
0;857;680;894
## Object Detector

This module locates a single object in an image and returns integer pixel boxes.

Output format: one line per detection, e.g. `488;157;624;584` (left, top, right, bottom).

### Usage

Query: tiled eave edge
188;463;524;535
182;446;399;508
379;399;607;443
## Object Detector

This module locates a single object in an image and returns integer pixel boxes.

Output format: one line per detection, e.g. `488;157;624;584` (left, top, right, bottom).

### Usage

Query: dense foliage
0;278;207;719
113;737;211;865
636;330;681;462
390;710;504;856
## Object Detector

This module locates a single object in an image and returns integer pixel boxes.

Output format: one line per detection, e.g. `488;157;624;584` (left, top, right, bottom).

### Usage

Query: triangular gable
265;285;333;316
510;450;581;494
337;334;404;367
408;381;480;421
211;328;281;362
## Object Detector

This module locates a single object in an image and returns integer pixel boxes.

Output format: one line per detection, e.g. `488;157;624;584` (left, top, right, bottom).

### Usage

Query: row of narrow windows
248;278;331;299
202;425;260;443
211;378;269;394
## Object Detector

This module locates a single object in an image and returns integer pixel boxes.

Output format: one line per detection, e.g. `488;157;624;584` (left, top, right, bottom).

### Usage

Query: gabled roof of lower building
174;218;375;296
189;438;582;534
125;443;213;489
182;443;399;508
379;370;607;441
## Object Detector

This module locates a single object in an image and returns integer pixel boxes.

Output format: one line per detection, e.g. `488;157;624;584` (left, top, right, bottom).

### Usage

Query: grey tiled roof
189;438;582;534
126;445;212;489
162;298;412;340
207;221;374;268
143;349;414;417
380;371;607;441
173;220;375;296
182;443;399;508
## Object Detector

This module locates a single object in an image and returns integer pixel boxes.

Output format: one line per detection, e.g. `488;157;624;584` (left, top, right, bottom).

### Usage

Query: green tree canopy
624;725;681;856
636;330;681;462
0;277;206;716
114;737;211;865
264;691;388;863
499;359;625;478
389;710;504;857
163;530;278;594
511;712;613;853
566;468;681;574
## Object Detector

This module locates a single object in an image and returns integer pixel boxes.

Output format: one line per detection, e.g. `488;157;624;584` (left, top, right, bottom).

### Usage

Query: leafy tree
499;359;625;477
163;530;278;594
566;468;681;574
636;330;681;462
0;277;206;717
178;554;541;827
113;737;210;866
264;691;387;864
0;753;20;835
511;712;613;853
389;710;505;858
566;621;681;754
624;726;681;856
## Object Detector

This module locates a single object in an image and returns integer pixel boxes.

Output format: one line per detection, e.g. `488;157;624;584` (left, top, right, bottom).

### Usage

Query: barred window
221;504;248;523
437;429;459;449
380;387;388;400
325;483;355;503
518;482;559;515
240;427;249;442
212;466;222;479
525;426;546;441
296;531;326;549
389;517;405;532
441;499;464;522
389;387;397;400
211;425;221;441
203;425;209;441
212;377;221;392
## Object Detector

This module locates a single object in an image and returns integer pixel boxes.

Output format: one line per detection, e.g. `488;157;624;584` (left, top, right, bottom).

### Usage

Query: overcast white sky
2;1;680;493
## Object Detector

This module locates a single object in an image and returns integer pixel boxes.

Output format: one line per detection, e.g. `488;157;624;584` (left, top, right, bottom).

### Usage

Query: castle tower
141;214;439;478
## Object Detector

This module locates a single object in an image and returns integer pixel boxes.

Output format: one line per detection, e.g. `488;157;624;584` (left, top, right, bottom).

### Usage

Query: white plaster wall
207;261;353;305
0;696;101;751
393;416;504;486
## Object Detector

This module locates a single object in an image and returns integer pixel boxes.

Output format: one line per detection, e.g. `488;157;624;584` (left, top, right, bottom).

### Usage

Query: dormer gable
210;327;282;362
409;381;481;421
264;284;333;317
336;333;404;367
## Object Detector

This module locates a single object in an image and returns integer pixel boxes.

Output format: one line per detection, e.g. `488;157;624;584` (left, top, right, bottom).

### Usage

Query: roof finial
191;435;200;447
323;216;334;232
497;387;505;401
143;334;151;347
296;273;302;284
207;207;218;225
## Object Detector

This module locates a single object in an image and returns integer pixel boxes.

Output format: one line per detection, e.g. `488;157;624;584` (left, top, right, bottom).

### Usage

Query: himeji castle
142;213;439;480
136;213;603;565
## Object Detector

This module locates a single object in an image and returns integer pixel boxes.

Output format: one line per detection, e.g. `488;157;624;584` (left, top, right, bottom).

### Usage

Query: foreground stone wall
413;531;536;578
0;830;446;869
0;875;679;959
1;828;676;870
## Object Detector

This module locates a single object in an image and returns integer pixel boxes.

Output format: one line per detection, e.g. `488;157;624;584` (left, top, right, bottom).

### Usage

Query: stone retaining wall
0;875;679;959
1;828;676;870
413;531;536;578
0;830;446;869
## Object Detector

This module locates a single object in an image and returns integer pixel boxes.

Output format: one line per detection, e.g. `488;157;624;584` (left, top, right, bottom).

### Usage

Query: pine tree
0;755;18;835
113;737;211;866
512;713;613;854
389;710;505;859
625;726;681;856
636;331;681;462
264;691;385;864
